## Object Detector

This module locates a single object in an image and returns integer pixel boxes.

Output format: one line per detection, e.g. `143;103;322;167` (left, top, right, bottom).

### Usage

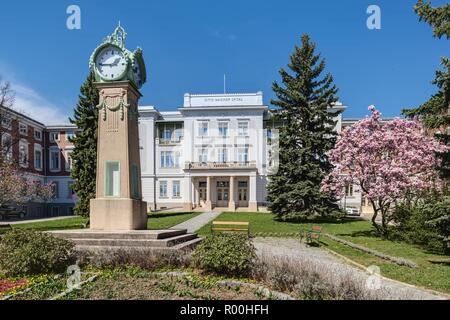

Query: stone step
49;229;187;240
69;233;198;248
75;237;203;253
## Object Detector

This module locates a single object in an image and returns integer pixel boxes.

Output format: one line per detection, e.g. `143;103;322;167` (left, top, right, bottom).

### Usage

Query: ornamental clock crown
89;23;147;89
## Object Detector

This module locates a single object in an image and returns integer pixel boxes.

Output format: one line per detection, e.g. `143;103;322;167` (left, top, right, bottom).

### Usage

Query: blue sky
0;0;448;124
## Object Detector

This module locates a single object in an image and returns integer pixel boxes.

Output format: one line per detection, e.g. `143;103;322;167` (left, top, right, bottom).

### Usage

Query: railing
157;138;183;145
184;161;257;170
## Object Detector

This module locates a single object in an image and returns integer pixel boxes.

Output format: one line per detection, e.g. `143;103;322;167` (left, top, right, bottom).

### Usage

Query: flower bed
0;278;28;297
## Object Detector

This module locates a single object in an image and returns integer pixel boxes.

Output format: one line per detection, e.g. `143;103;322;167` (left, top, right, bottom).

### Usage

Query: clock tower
89;24;148;230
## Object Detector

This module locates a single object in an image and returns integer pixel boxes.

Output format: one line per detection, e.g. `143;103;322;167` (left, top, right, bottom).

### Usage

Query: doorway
238;181;248;207
216;181;229;207
198;181;207;207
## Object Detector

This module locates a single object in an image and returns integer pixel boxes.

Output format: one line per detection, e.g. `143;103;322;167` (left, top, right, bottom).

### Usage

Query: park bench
211;221;250;236
301;225;322;245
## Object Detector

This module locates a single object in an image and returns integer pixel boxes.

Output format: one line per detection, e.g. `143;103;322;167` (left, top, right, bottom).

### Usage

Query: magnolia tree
321;106;448;235
0;161;54;209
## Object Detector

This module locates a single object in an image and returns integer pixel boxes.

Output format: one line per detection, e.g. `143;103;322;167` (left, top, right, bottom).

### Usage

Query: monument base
90;198;148;231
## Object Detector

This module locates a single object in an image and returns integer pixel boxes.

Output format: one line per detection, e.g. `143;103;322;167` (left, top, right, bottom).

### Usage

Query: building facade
1;107;77;218
2;91;372;218
138;92;353;213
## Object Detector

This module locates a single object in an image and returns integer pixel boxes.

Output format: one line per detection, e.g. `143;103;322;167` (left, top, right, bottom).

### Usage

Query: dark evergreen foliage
69;72;99;217
267;34;341;220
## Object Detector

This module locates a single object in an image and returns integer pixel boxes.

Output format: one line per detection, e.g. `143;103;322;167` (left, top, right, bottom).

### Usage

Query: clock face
132;58;143;88
95;46;128;80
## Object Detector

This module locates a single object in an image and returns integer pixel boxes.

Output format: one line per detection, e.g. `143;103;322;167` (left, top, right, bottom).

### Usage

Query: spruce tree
267;34;341;220
414;0;449;39
401;1;450;252
69;72;99;217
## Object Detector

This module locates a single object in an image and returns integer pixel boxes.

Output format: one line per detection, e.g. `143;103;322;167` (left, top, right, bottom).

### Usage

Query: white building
138;92;364;213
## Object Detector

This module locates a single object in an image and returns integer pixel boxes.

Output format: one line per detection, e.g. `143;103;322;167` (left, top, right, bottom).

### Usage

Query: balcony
184;161;257;170
157;138;183;145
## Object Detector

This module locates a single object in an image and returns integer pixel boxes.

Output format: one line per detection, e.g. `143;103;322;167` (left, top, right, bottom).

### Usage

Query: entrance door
216;181;229;207
198;181;207;207
238;181;248;207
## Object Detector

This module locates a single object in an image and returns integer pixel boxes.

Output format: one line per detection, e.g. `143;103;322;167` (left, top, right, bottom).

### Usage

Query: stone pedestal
90;81;148;231
90;198;147;230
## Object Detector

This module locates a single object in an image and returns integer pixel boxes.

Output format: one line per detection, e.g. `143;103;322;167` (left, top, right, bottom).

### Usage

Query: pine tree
267;34;341;221
69;72;99;217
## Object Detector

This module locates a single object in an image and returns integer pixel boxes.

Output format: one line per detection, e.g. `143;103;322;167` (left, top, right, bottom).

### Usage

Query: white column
229;176;236;211
183;175;192;211
206;176;212;211
249;174;258;212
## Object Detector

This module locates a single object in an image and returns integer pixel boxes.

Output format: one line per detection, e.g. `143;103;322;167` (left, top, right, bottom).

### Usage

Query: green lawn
198;212;450;295
1;211;201;233
147;211;201;230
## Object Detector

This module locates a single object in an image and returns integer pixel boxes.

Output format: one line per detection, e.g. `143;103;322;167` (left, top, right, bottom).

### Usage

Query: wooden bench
301;226;322;245
211;221;250;236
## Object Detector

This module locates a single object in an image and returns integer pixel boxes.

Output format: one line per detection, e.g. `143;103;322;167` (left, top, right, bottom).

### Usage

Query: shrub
0;229;75;276
391;197;449;254
192;233;256;276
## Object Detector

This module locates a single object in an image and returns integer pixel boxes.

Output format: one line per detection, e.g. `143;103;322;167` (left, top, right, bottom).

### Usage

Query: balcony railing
184;161;257;170
157;138;183;145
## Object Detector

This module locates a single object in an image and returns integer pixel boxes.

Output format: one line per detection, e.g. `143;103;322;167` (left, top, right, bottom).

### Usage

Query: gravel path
170;211;222;233
254;237;448;300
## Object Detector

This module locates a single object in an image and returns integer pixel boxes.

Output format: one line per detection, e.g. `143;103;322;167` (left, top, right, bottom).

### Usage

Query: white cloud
12;83;70;125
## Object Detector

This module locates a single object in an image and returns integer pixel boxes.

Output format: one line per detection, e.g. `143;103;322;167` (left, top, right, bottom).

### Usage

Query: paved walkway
0;215;76;226
170;211;222;233
254;237;448;300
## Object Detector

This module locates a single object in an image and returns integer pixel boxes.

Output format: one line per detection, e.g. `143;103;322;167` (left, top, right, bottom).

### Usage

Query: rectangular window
50;149;60;171
198;121;208;136
237;147;249;163
105;161;120;197
160;151;180;168
19;123;28;136
238;122;249;136
1;117;11;129
49;132;59;142
131;164;140;199
345;184;354;197
159;181;168;198
198;149;208;163
34;130;42;141
19;142;28;167
34;149;42;170
1;134;12;160
218;148;228;163
163;129;172;141
66;131;75;140
160;151;173;168
172;181;180;198
218;122;228;137
65;151;73;171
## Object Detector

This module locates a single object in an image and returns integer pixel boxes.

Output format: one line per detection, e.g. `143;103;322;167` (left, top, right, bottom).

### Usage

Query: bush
0;229;75;276
192;233;256;276
391;196;449;254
